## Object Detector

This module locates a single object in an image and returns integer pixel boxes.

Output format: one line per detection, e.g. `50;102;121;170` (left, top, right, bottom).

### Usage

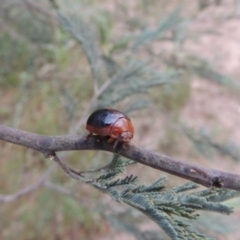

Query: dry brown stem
0;124;240;191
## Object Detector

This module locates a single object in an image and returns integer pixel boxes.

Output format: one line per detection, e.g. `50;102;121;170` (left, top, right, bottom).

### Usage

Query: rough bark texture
0;124;240;191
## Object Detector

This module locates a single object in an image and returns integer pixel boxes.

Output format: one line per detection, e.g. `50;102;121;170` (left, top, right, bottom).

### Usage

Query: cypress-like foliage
77;154;235;240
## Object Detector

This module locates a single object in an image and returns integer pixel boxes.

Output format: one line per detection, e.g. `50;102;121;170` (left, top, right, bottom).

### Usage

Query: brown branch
0;124;240;191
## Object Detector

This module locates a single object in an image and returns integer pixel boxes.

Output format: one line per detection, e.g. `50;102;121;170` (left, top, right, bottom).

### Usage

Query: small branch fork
0;124;240;191
47;153;86;182
48;153;104;189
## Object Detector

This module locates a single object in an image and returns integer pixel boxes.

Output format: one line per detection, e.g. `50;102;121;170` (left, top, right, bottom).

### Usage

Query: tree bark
0;125;240;191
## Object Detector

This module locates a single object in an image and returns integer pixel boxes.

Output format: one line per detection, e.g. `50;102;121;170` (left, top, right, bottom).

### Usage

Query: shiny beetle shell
86;108;134;143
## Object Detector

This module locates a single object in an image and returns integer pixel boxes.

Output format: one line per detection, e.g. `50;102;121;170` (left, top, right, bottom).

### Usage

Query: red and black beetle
86;108;134;148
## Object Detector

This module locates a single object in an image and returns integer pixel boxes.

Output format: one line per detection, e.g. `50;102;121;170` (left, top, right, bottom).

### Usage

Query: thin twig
48;153;84;181
48;153;104;190
44;181;72;195
0;163;55;203
0;125;240;191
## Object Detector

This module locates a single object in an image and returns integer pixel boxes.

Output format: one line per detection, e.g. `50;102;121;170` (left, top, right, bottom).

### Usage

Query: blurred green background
0;0;240;239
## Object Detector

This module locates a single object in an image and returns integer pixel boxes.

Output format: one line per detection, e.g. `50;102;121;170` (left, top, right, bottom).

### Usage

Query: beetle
85;108;134;148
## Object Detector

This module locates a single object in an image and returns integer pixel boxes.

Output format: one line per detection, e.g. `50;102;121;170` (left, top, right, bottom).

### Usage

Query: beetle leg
96;135;106;142
113;139;120;150
122;142;129;149
107;137;115;143
85;133;93;141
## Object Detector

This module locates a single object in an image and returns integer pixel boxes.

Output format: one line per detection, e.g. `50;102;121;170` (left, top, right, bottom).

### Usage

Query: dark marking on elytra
87;109;114;128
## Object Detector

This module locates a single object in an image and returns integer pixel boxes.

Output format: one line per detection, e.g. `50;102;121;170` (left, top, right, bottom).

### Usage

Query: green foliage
167;54;240;94
183;127;240;161
93;11;113;49
80;154;235;240
151;78;191;113
188;56;240;92
0;34;34;86
57;6;184;113
132;9;183;50
97;61;182;109
57;12;101;81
